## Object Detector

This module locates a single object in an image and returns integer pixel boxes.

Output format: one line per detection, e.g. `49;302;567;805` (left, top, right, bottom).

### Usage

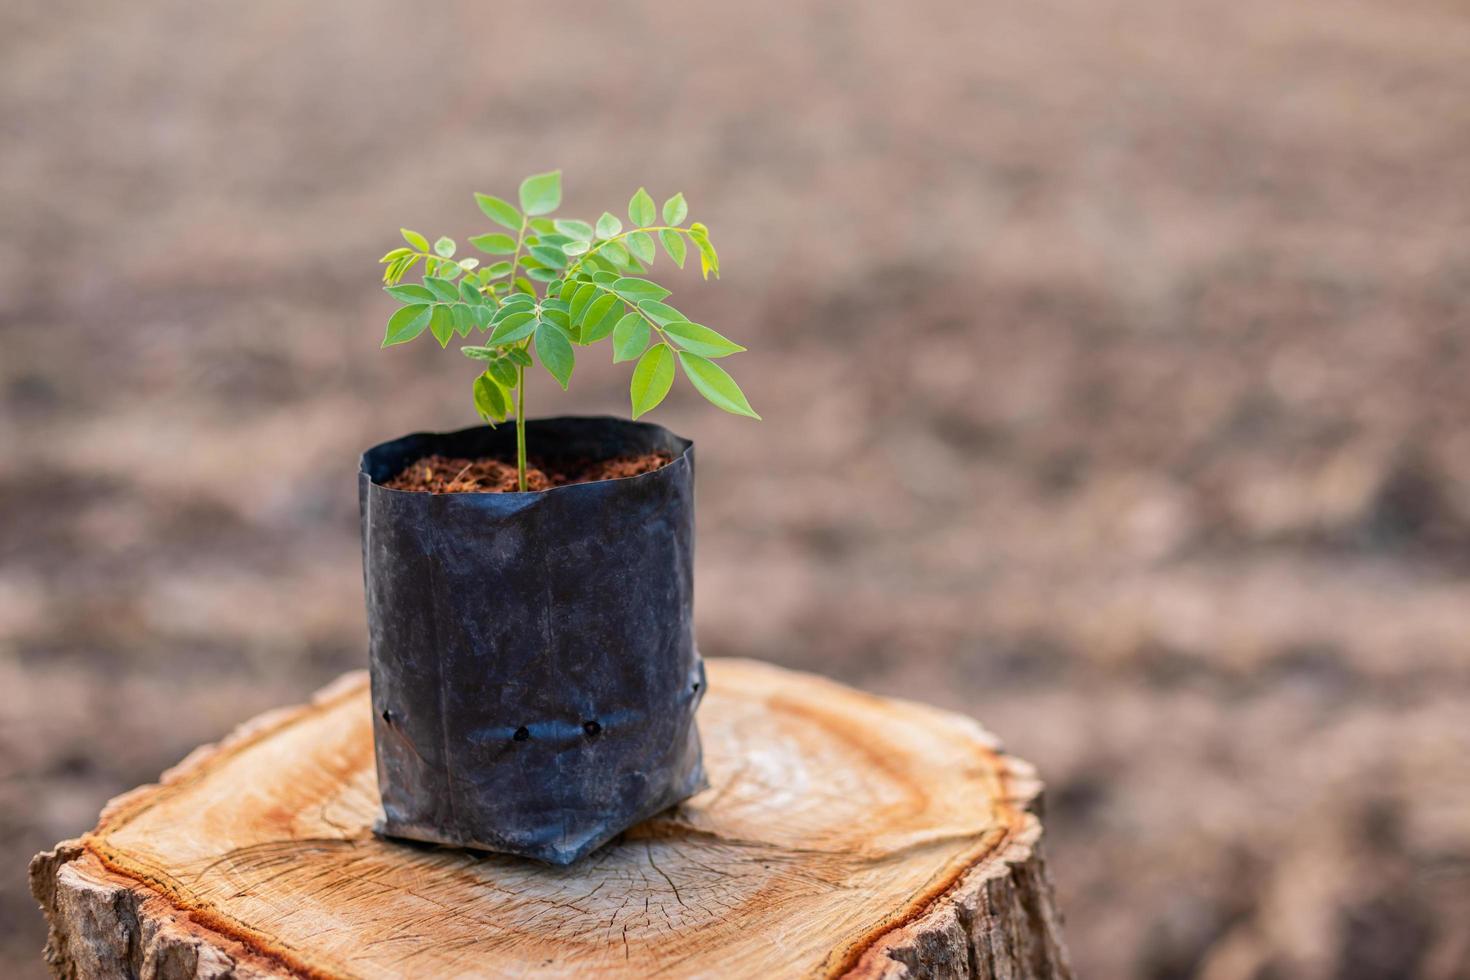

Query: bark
32;661;1072;979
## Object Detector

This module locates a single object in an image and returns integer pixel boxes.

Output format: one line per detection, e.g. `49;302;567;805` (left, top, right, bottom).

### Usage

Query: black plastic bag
358;416;706;864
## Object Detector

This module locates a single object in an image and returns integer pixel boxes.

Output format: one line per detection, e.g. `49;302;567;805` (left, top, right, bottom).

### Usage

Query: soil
383;453;673;493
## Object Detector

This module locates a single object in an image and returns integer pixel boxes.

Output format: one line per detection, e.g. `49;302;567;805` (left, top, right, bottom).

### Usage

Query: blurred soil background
3;1;1470;976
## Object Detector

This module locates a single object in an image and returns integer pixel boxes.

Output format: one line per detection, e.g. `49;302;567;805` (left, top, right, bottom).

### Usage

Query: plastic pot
357;416;706;865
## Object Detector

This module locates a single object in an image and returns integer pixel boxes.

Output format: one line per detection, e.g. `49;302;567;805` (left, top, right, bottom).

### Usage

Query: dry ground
3;1;1470;977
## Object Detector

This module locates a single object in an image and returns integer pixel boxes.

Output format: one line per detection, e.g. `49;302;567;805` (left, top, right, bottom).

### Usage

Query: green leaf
526;267;558;282
602;241;630;266
689;222;720;279
507;347;533;367
429;305;455;347
563;240;590;255
541;308;571;330
659;230;687;268
529;217;557;235
628;187;657;227
663;321;745;358
385;284;436;304
630;343;675;418
383;304;432;346
612;313;650;362
611;277;671;304
519;170;562;216
678;351;758;418
388;253;420;284
554;219;594;241
568;283;598;322
458;257;479;271
583;253;617;275
423;277;461;302
380;247;412;263
500;292;536;310
581;294;623;343
469;233;517;255
489;310;537;343
433;236;456;258
485;261;513;279
627;231;656;264
461;345;497;360
474;373;509;423
474;193;522;231
595;212;623;239
401;228;430;251
452;304;475;337
529;244;567;269
459;280;482;304
513;276;536;296
662;193;688;225
582;292;619;328
490;359;518;387
535;322;575;388
637;299;685;326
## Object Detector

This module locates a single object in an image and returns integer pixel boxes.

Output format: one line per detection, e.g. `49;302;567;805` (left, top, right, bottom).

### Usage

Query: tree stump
30;659;1072;979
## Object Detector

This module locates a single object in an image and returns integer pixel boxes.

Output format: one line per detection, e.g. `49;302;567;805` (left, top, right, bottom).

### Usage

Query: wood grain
31;660;1071;979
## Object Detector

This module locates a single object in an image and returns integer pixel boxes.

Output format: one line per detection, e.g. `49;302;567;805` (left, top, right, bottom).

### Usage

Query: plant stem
507;216;531;492
563;225;688;279
515;363;528;492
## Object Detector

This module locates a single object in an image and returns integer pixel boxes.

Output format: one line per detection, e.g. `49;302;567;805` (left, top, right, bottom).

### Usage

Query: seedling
379;171;757;490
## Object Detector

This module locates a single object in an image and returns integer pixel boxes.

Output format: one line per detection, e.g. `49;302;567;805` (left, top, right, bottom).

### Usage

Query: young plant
379;171;757;490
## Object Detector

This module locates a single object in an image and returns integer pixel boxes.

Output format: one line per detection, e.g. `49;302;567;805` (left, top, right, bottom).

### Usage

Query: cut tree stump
31;659;1072;979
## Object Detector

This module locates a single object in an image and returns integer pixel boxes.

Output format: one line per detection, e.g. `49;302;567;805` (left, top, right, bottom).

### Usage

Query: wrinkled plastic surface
358;416;706;865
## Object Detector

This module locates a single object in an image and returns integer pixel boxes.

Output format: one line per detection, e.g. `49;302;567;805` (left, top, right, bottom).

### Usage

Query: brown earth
383;452;673;493
4;1;1470;978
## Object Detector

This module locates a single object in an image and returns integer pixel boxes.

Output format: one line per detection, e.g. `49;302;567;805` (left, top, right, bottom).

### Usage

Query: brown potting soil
382;452;674;493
